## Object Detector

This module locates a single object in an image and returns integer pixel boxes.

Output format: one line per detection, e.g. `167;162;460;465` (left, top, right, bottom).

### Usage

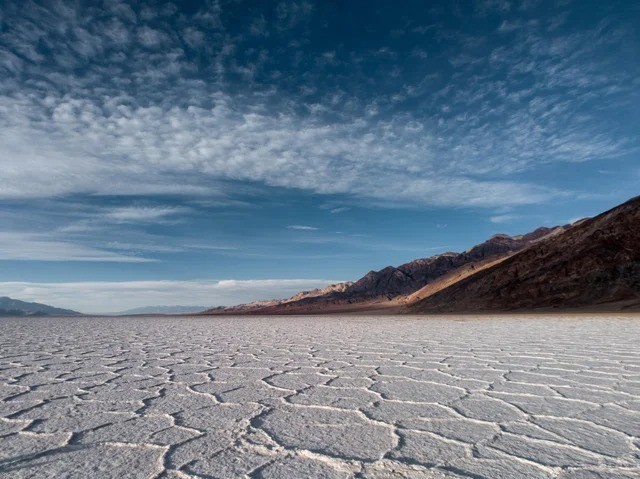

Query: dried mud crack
0;315;638;478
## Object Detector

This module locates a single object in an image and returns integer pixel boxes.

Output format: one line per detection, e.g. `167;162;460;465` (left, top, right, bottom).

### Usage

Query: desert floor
0;315;638;478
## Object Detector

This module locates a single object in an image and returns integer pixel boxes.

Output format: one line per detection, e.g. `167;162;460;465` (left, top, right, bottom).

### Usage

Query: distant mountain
114;305;208;315
204;282;355;314
204;224;568;315
409;196;640;312
0;297;81;317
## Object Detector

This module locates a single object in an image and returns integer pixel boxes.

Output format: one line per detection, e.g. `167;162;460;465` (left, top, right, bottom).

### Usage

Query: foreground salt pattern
0;316;638;478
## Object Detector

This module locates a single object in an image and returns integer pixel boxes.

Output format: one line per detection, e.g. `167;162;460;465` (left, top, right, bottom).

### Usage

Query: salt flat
0;315;638;479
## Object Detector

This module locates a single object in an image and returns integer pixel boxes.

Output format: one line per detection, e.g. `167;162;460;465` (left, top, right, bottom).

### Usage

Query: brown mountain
204;224;566;315
408;196;640;313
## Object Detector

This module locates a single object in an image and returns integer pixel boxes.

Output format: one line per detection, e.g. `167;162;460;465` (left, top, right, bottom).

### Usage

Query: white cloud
329;207;350;214
489;213;521;224
0;279;337;314
104;206;190;223
137;26;167;47
0;232;154;262
287;225;319;231
184;243;238;251
0;91;562;207
104;241;183;253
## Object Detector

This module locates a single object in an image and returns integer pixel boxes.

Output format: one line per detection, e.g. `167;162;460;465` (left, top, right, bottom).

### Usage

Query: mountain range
0;297;80;317
410;195;640;313
205;195;640;314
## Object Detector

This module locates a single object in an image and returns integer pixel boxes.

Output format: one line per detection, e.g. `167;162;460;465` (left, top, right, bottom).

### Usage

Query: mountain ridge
203;224;571;315
408;195;640;313
0;297;81;317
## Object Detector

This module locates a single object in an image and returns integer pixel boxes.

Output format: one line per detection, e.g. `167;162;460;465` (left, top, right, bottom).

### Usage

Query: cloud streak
288;225;319;231
0;232;155;262
104;206;190;223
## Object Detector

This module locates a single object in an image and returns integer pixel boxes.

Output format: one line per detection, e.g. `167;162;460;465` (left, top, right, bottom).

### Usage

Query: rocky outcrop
409;196;640;312
285;282;355;302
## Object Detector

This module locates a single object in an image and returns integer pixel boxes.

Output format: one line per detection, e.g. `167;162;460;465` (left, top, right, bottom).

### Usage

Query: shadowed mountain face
205;225;565;314
409;196;640;312
0;297;80;316
345;226;562;299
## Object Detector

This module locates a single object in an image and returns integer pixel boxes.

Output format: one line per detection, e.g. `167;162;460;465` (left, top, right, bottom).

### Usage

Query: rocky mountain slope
409;196;640;312
204;225;566;315
0;296;80;316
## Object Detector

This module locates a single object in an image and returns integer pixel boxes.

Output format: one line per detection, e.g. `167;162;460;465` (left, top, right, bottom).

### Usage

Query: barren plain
0;315;639;478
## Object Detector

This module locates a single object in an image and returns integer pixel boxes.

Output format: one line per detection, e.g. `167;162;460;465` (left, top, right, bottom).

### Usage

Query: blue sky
0;0;638;312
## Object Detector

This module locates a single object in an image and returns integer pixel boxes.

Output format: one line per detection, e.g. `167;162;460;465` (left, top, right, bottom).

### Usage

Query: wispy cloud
489;213;522;224
0;279;338;314
329;207;350;214
0;232;155;262
104;206;190;223
287;225;319;231
183;243;238;251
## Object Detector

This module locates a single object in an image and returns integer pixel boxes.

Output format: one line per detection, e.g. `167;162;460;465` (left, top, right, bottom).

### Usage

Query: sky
0;0;638;313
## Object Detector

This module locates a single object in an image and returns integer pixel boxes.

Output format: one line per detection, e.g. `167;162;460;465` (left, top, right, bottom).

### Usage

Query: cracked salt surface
0;315;638;478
